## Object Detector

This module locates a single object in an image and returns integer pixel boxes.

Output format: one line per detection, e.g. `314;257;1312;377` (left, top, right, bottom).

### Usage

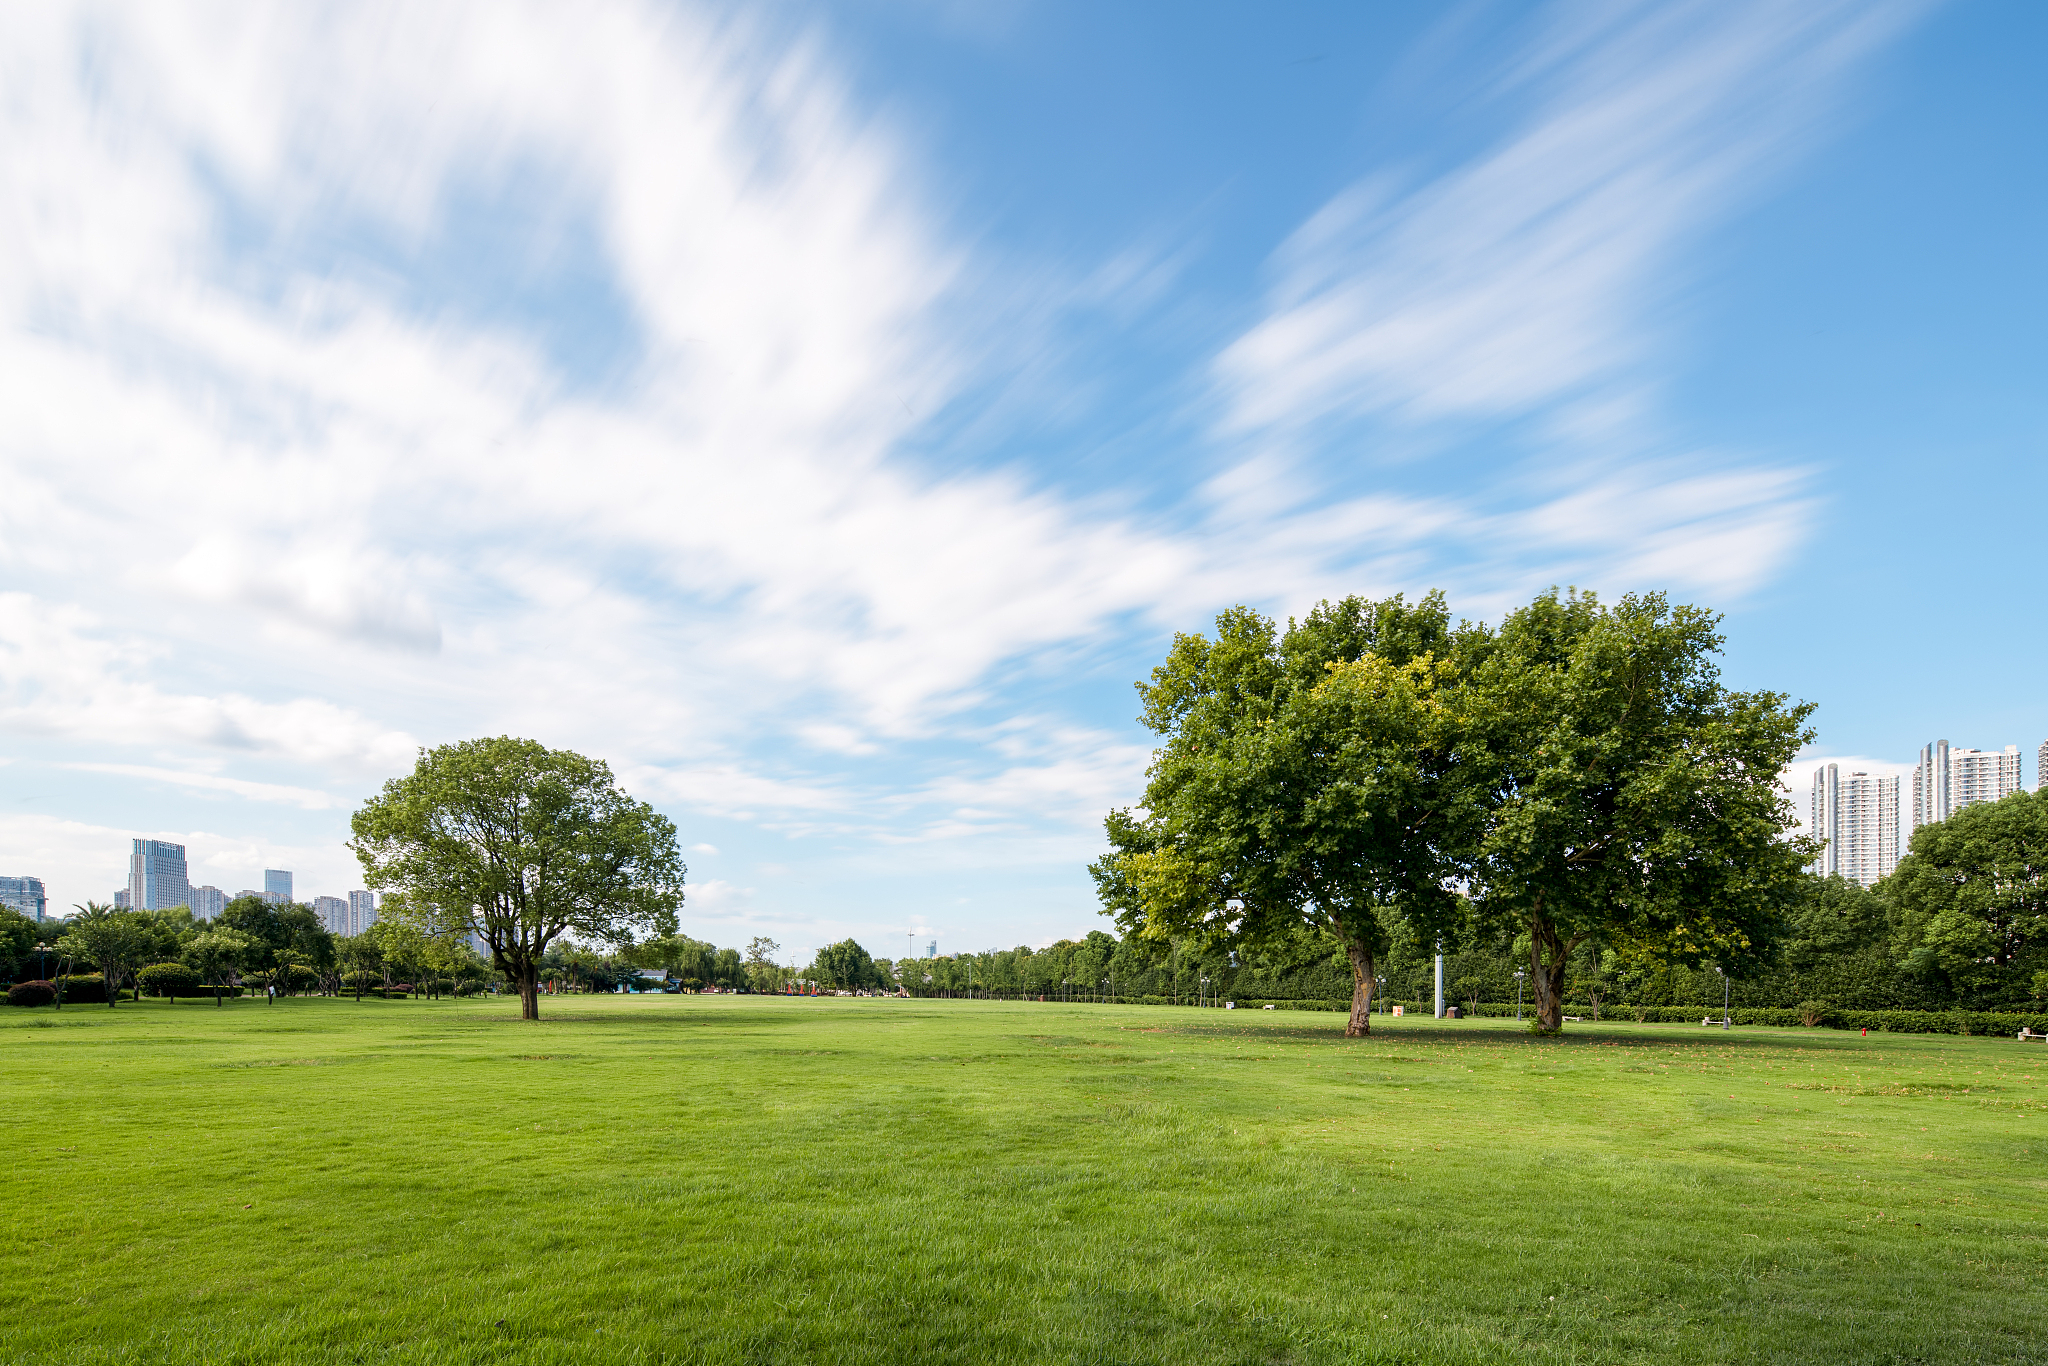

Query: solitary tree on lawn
349;737;686;1020
60;903;153;1007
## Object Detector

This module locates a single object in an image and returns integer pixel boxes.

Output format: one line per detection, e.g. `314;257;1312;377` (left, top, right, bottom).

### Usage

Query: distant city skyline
0;840;381;932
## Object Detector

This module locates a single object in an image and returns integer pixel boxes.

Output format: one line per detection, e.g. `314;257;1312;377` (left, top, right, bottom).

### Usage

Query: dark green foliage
6;980;56;1007
1099;593;1476;1034
350;736;685;1019
814;938;881;990
136;963;201;997
0;907;37;982
53;974;108;1004
1460;589;1816;1030
1889;789;2048;1008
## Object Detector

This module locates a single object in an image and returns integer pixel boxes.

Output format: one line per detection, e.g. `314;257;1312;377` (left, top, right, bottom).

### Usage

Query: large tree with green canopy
1889;788;2048;1004
1458;589;1817;1032
59;903;154;1007
349;737;686;1020
1094;594;1480;1036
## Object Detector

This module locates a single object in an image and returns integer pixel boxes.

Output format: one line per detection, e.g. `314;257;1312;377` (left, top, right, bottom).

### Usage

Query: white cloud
689;843;720;856
0;0;1926;943
0;595;419;772
1218;0;1923;434
62;763;340;810
1202;0;1922;613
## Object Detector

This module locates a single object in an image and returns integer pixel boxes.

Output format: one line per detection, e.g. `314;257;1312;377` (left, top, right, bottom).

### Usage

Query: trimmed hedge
52;974;108;1004
137;963;200;997
1134;995;2048;1037
7;980;57;1007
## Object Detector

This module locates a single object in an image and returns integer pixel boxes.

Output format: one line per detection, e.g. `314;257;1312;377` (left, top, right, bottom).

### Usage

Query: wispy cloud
1217;0;1925;435
63;763;340;810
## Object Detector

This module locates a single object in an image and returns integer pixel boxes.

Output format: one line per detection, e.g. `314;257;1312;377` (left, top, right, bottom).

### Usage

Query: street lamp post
1200;975;1210;1008
1717;965;1731;1030
1515;969;1526;1022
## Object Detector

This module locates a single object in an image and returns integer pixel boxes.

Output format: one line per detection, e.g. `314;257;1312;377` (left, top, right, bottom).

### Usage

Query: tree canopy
59;904;155;1008
1890;788;2048;996
1458;590;1816;1030
1095;594;1478;1035
1098;588;1817;1033
350;737;686;1019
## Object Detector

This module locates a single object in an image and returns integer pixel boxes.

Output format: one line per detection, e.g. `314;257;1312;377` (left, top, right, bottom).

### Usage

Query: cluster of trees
1085;588;2048;1032
1091;589;1818;1035
0;893;501;1006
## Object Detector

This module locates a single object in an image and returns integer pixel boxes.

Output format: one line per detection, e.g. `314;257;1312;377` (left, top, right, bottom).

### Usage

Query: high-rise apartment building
114;890;131;908
190;886;226;921
313;896;349;934
263;870;293;905
347;890;378;935
0;875;48;921
2038;738;2047;793
128;839;191;912
1809;765;1899;887
1911;741;2022;832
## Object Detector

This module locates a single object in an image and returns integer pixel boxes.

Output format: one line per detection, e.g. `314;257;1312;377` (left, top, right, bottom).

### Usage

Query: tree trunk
519;972;541;1020
1339;931;1375;1038
1528;902;1578;1033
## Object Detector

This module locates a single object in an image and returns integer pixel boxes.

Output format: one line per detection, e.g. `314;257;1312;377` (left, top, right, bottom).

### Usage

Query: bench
2018;1029;2047;1043
1702;1016;1730;1027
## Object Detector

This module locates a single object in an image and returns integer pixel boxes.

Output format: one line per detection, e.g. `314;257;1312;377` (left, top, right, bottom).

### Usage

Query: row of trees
867;841;2048;1015
0;893;507;1005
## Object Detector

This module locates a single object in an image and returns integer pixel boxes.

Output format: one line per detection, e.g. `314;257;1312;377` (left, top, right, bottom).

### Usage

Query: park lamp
1514;969;1526;1022
1714;964;1730;1030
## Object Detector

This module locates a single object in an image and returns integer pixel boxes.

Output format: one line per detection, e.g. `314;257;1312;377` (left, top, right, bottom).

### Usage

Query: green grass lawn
3;995;2044;1365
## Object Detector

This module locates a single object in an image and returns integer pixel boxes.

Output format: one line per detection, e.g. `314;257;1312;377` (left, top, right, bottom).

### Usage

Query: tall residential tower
1911;741;2022;832
1809;765;1899;887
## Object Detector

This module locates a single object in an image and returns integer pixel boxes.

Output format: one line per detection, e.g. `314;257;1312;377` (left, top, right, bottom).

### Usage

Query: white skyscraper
2038;738;2047;792
313;896;349;934
190;886;226;921
348;890;378;935
128;839;191;911
1809;765;1899;887
0;876;48;921
1911;740;2023;832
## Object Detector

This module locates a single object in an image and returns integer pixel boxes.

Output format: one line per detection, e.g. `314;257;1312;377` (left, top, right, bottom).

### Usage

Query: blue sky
0;0;2041;960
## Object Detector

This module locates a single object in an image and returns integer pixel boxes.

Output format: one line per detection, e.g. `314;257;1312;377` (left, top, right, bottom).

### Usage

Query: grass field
3;995;2044;1365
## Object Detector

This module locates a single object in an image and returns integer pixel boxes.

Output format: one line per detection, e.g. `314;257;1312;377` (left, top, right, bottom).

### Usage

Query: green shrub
137;963;201;997
52;974;108;1004
7;980;56;1007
